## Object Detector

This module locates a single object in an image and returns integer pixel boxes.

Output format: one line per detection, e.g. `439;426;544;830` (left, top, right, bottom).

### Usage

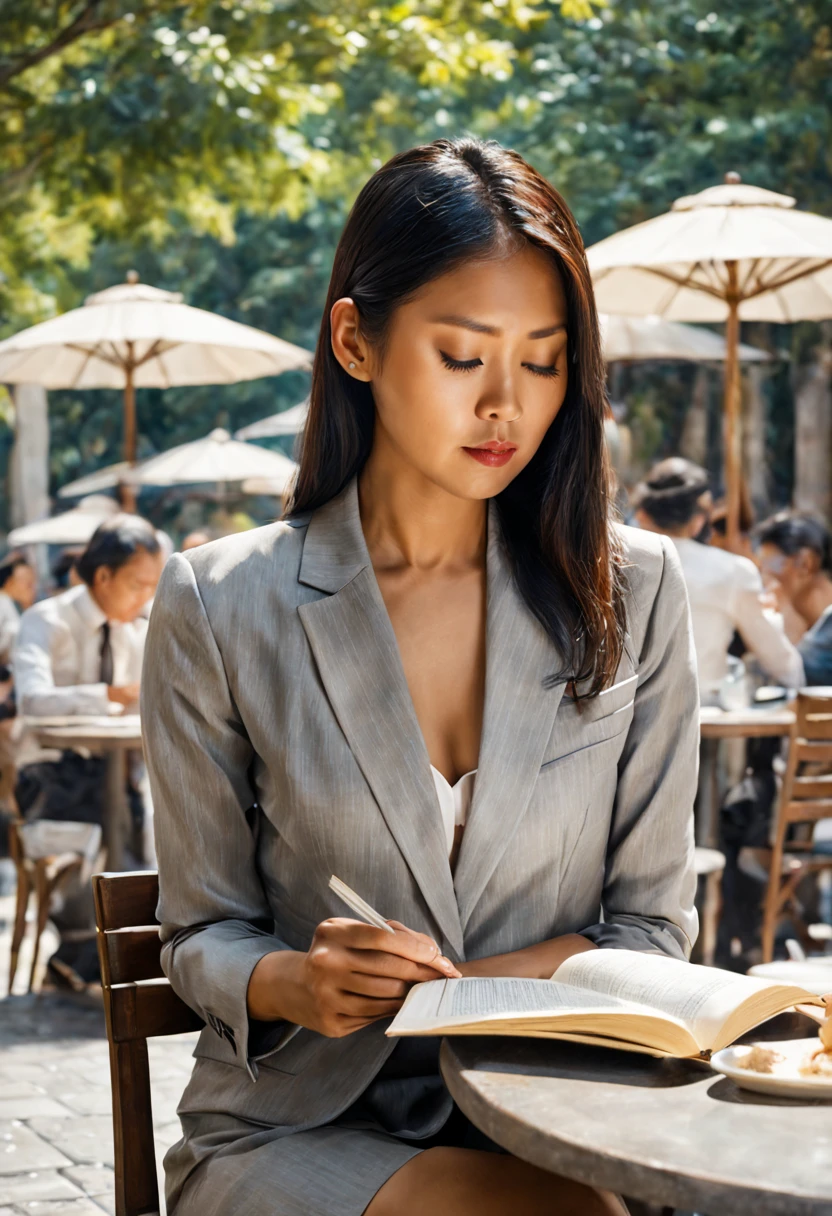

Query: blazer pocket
541;674;637;768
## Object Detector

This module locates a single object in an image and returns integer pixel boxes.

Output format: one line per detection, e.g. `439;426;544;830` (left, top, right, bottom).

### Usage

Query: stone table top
440;1021;832;1216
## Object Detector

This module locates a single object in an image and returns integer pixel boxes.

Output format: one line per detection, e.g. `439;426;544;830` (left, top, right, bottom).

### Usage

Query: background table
441;1021;832;1216
697;705;796;848
25;715;142;870
699;705;796;741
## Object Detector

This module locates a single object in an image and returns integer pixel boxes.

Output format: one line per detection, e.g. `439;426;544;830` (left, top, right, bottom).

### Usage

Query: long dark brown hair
289;137;625;696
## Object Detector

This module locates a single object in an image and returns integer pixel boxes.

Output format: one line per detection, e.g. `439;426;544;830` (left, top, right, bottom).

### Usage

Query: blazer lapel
297;482;464;958
453;504;568;931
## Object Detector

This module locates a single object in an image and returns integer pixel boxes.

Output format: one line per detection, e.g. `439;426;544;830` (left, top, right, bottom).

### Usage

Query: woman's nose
474;388;521;424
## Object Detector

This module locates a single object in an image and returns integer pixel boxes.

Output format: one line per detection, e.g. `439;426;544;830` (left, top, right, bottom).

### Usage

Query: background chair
762;690;832;962
8;816;99;993
93;870;202;1216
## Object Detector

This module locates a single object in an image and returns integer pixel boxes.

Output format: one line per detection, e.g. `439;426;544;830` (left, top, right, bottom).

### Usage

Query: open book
387;949;828;1059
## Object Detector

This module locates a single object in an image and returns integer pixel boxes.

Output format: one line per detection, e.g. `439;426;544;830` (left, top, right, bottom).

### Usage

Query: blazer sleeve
581;536;699;959
143;553;296;1080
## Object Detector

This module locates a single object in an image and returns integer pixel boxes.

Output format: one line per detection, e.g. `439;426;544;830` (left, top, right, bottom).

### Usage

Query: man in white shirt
634;459;804;703
15;516;162;717
13;515;163;987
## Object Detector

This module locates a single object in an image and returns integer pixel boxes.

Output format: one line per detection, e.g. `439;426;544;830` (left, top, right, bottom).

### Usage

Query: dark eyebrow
433;315;567;340
528;324;567;339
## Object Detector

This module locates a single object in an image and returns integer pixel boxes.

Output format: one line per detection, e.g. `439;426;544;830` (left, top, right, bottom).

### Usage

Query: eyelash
439;351;560;379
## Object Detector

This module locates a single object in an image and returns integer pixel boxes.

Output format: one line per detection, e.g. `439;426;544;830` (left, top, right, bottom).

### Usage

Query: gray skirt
170;1039;503;1216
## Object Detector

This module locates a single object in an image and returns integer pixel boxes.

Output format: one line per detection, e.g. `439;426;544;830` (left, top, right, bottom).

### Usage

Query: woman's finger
318;918;459;975
343;947;457;983
342;972;410;1000
335;992;405;1019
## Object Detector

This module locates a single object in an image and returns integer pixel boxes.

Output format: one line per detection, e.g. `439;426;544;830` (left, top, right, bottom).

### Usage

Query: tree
3;0;830;517
1;0;581;326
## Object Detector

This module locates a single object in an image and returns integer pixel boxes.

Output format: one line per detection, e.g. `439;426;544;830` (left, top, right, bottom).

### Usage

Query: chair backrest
93;871;203;1216
781;690;832;831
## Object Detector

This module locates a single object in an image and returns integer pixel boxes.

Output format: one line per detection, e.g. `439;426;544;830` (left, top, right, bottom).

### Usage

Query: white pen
328;874;396;934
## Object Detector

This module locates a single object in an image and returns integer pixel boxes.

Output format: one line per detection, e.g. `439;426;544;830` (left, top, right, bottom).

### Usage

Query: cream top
430;764;477;858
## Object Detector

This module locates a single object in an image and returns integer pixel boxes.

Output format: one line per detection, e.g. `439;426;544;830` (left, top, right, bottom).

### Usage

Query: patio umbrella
0;272;313;465
235;396;310;440
58;462;132;499
599;314;772;364
587;173;832;543
7;495;118;546
124;428;298;493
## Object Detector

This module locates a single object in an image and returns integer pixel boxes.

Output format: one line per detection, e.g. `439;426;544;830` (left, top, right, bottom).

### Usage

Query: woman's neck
358;452;486;574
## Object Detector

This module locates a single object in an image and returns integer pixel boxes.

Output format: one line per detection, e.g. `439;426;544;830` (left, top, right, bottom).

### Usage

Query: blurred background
0;0;829;540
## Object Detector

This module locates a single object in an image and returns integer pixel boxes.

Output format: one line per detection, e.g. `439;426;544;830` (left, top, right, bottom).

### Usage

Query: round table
440;1023;832;1216
26;715;142;870
699;705;796;740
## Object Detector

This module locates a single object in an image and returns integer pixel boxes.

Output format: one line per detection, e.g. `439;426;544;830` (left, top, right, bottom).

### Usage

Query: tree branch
0;2;151;90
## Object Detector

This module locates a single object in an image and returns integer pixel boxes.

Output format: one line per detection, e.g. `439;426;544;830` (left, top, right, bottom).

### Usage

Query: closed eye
440;351;482;372
523;363;560;379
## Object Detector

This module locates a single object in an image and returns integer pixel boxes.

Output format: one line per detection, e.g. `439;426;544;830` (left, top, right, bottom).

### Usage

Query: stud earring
348;361;356;369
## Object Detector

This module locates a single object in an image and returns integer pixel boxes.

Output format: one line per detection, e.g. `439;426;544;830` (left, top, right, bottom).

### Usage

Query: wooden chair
93;870;203;1216
761;690;832;962
8;814;85;993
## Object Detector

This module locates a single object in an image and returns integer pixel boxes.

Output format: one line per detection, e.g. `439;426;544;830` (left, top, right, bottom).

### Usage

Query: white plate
712;1038;832;1100
748;960;832;994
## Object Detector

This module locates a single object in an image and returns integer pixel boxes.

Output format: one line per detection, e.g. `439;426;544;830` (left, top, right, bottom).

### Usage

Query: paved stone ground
0;875;198;1215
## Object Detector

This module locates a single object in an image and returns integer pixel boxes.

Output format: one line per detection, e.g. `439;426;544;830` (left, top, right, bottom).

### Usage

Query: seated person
12;515;163;986
15;515;162;718
0;553;37;659
755;512;832;687
634;458;804;701
181;529;212;552
51;547;85;593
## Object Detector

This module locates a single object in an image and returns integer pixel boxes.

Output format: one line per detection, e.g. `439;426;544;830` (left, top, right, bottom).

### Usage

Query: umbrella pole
723;263;741;550
121;354;138;513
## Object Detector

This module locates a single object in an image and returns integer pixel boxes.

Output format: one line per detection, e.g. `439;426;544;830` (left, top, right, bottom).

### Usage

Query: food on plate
736;1044;784;1074
799;1049;832;1077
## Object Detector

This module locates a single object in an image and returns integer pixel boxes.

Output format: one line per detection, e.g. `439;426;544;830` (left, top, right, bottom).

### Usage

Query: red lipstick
462;440;518;468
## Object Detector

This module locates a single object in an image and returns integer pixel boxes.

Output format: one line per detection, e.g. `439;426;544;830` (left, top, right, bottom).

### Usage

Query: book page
389;975;675;1036
555;949;807;1047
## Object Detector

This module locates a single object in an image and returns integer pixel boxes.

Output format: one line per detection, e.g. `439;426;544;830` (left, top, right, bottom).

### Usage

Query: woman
145;138;699;1216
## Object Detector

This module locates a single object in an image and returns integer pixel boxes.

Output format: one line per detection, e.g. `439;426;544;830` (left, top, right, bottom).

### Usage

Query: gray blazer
144;478;699;1177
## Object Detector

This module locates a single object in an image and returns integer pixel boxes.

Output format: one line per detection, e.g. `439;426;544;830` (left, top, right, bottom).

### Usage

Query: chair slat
784;799;832;823
794;740;832;764
796;691;832;736
110;979;204;1042
792;775;832;799
94;871;159;930
105;927;165;984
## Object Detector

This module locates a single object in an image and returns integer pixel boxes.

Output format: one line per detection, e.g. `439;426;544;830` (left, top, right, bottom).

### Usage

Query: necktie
99;622;114;685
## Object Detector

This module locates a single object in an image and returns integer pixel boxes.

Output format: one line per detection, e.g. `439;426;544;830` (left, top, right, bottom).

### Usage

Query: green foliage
1;0;830;515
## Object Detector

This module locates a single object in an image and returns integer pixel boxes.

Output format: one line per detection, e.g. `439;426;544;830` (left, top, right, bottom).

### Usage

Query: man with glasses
755;512;832;688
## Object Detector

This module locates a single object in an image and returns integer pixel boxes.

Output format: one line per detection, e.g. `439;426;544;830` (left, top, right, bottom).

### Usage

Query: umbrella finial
126;269;140;284
724;171;741;185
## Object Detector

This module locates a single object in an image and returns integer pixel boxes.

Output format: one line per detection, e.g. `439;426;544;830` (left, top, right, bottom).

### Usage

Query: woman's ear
330;298;372;381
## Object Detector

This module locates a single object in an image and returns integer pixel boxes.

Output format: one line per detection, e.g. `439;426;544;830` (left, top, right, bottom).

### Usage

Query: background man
756;512;832;688
634;458;804;703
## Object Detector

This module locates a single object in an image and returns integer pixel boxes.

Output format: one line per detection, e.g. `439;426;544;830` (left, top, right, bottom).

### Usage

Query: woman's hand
457;933;596;981
247;918;461;1037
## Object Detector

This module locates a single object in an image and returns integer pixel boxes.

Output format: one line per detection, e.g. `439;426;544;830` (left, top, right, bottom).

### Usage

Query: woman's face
331;244;569;500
